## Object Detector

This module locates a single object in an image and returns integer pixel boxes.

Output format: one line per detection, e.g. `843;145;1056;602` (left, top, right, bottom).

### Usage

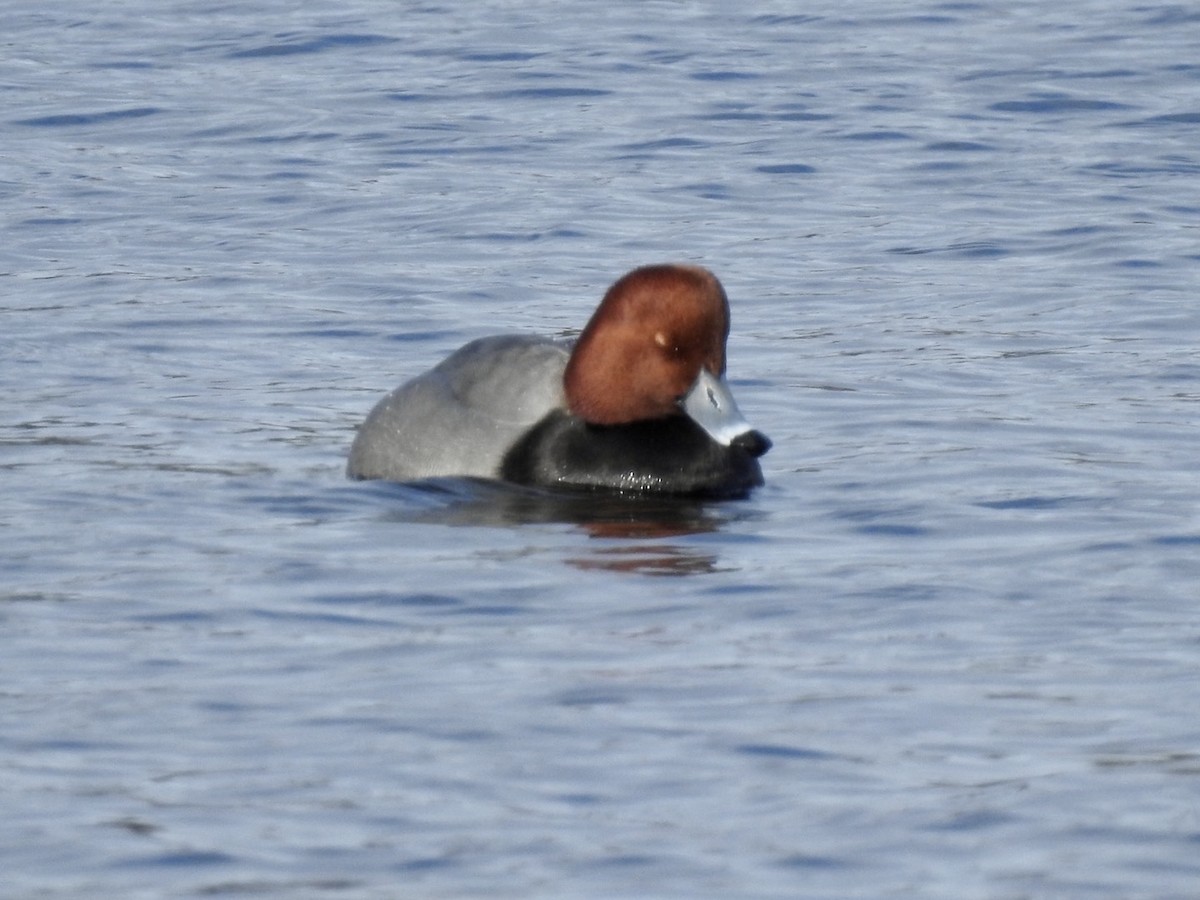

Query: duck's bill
681;368;768;454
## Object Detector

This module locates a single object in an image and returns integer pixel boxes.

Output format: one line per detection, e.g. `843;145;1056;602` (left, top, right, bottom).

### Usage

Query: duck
347;263;771;497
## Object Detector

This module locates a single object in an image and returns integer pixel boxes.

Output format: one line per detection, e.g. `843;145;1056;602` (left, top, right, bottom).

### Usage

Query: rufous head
564;264;731;425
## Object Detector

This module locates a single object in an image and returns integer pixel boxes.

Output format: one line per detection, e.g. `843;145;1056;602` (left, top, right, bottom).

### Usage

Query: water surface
3;1;1199;897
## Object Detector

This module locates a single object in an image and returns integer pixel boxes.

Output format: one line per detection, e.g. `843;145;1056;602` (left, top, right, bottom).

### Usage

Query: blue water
4;1;1199;897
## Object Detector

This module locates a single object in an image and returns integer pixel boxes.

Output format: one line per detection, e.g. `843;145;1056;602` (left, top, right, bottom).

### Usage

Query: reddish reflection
373;476;743;575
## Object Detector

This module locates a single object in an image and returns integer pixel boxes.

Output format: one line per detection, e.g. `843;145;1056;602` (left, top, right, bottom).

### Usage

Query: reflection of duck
564;544;725;577
348;264;770;498
369;478;734;576
381;477;721;534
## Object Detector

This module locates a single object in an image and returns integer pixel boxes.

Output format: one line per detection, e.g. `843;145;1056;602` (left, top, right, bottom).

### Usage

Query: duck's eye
653;331;681;355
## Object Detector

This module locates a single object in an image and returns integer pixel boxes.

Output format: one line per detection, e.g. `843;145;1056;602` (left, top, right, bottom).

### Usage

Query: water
3;1;1199;897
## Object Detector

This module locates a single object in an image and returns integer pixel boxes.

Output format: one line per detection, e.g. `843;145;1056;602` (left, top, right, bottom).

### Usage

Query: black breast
500;411;768;499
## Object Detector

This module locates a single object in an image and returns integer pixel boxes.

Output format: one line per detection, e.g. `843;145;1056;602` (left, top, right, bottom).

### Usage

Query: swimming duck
347;263;770;497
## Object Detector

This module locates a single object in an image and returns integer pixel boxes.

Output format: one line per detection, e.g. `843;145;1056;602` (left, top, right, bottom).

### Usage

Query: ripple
1118;111;1200;127
226;33;396;59
490;86;612;99
841;129;915;141
989;95;1134;114
736;743;838;761
14;106;162;127
756;163;817;175
923;140;995;152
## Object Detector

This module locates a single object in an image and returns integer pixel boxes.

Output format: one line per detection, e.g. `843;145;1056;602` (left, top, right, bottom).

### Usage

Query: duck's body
347;264;771;497
348;334;569;481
